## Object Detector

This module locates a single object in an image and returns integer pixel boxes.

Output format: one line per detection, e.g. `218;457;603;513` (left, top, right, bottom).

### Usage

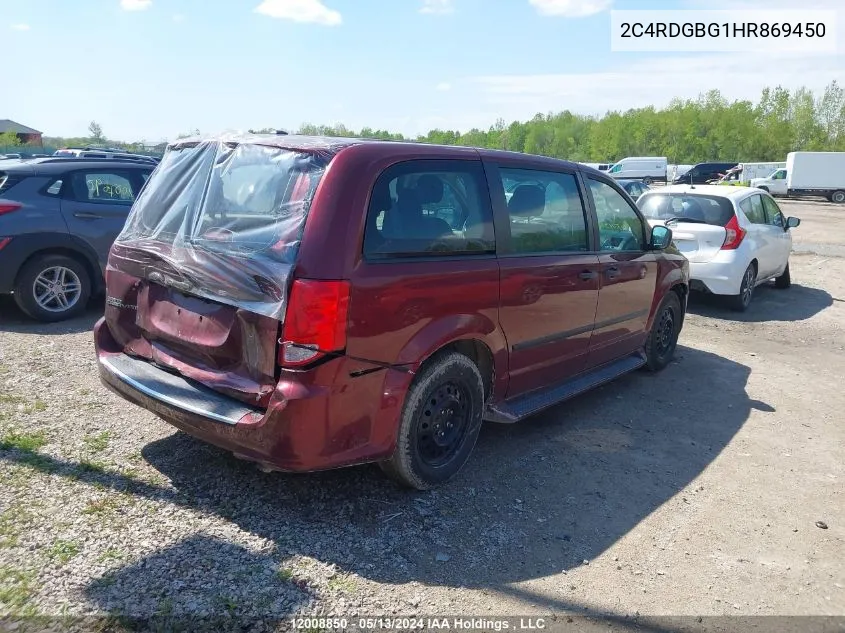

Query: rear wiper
664;217;708;225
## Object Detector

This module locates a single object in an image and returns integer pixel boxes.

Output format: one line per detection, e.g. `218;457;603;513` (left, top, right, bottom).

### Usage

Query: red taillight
0;202;22;216
721;214;746;250
0;237;11;251
278;279;350;367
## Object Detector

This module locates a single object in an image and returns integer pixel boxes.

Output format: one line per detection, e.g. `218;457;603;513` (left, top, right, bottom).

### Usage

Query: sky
3;0;844;143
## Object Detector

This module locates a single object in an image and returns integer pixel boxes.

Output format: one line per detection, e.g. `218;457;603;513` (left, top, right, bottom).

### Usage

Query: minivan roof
164;133;591;173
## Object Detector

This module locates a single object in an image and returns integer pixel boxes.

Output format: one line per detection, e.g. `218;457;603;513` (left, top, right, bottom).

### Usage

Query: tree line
297;81;845;164
14;82;844;164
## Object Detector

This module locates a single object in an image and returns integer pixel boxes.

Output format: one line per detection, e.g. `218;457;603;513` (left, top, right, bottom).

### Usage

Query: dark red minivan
94;134;689;489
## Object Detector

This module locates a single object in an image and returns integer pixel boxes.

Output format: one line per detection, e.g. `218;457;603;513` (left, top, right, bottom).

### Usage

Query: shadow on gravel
688;283;833;322
0;346;762;616
0;296;102;335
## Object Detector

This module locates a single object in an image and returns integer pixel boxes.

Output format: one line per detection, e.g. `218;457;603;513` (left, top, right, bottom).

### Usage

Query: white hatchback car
637;185;801;311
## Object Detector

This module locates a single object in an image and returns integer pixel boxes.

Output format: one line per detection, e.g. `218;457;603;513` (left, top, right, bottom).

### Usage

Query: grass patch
0;430;47;452
77;459;108;475
97;548;125;563
47;539;80;564
23;400;47;414
0;505;34;549
0;394;25;405
0;566;36;609
82;497;121;516
277;567;294;581
216;595;238;614
83;431;111;453
327;573;357;593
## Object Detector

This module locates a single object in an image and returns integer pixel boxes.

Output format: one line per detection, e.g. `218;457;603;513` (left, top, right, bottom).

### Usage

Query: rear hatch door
639;191;732;263
104;139;332;408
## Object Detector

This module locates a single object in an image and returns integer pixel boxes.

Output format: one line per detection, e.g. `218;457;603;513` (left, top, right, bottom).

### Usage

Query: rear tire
774;262;791;289
643;177;653;186
831;190;845;204
379;352;484;490
13;254;91;322
729;263;756;312
644;292;683;372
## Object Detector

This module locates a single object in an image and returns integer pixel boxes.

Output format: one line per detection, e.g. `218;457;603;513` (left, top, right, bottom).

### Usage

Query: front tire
13;254;92;322
774;262;791;289
644;292;683;372
729;263;756;312
380;352;485;490
831;190;845;204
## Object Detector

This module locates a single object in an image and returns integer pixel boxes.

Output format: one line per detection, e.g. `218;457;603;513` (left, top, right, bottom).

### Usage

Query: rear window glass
121;142;329;259
638;193;734;226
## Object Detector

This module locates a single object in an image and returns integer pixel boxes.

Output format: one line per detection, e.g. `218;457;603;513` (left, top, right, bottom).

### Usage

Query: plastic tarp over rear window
112;135;338;320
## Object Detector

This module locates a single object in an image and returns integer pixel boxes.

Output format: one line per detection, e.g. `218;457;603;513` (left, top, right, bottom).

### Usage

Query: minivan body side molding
512;309;649;352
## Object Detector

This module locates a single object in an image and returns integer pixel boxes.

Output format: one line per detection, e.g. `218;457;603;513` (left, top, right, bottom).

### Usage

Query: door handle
73;212;104;220
606;266;621;279
578;270;598;281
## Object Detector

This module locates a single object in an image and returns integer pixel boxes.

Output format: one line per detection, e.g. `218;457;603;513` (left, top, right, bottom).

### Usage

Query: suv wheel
644;292;683;372
380;351;484;490
729;263;756;312
831;190;845;204
14;254;91;322
774;262;791;289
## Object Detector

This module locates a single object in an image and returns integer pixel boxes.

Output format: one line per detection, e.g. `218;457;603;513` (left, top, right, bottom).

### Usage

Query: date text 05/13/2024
289;617;548;630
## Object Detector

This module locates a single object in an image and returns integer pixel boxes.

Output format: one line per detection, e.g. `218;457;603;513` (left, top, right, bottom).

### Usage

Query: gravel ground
0;198;843;623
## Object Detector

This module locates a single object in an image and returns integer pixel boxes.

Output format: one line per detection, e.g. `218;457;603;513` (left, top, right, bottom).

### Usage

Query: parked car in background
616;178;651;201
579;162;611;172
607;156;667;184
53;147;159;165
0;153;22;160
95;135;689;490
638;185;800;311
672;162;738;185
0;157;154;321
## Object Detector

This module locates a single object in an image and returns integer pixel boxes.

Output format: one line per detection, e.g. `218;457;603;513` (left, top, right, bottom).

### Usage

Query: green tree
0;131;21;148
88;121;104;144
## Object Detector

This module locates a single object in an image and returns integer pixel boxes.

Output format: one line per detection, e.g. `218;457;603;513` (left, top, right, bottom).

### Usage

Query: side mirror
650;225;673;250
786;216;800;229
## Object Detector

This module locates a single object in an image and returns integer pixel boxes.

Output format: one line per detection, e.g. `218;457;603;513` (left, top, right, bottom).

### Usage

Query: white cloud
420;0;454;15
11;23;30;31
436;82;452;92
120;0;152;11
529;0;612;17
254;0;341;25
172;13;186;22
472;51;845;122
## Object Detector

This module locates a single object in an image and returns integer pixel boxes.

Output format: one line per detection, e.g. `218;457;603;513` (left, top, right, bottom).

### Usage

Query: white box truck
751;152;845;203
606;156;667;183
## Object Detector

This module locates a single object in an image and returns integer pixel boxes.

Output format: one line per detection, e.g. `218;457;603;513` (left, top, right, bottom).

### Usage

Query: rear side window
639;193;735;226
740;194;766;224
499;167;589;254
69;171;137;203
363;159;494;258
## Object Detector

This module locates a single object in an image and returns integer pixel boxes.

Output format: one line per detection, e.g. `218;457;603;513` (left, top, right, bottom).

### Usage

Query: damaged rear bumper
94;318;400;473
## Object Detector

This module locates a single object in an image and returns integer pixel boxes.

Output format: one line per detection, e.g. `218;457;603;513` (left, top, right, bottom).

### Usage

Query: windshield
638;193;734;226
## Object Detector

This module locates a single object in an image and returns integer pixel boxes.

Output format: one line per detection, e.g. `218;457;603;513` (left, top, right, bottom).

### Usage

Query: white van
607;157;667;183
